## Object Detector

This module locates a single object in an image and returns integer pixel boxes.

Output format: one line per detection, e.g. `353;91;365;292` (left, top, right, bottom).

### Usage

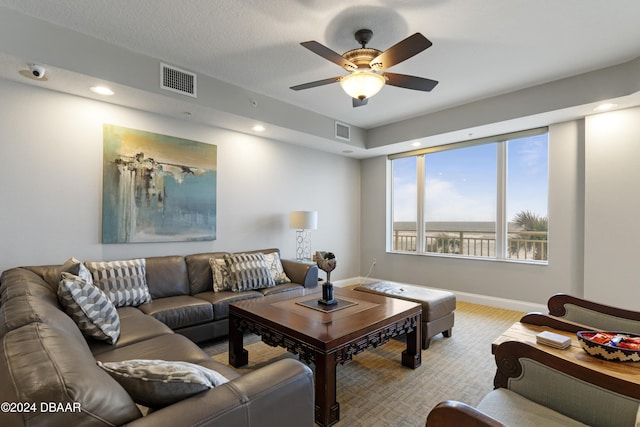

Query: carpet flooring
200;301;523;427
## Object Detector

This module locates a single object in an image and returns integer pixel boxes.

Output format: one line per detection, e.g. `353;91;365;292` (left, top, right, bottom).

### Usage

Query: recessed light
252;124;265;132
90;85;114;96
342;149;354;154
411;142;421;147
594;103;618;112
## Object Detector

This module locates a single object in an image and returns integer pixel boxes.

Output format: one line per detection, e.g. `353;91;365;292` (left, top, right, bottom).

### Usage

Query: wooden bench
355;281;456;349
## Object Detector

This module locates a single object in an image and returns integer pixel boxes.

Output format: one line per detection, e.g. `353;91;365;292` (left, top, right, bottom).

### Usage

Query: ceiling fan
290;29;438;107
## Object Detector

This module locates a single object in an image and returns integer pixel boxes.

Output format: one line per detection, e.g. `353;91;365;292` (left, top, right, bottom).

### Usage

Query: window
390;129;548;262
392;157;418;251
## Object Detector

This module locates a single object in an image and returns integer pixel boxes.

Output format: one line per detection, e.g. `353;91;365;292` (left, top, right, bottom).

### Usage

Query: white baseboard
334;276;545;313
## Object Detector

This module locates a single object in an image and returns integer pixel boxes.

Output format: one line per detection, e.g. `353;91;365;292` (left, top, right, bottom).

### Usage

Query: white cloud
392;177;416;221
425;178;495;221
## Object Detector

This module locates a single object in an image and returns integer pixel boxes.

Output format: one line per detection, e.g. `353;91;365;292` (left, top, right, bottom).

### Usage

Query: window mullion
496;141;507;259
416;155;426;253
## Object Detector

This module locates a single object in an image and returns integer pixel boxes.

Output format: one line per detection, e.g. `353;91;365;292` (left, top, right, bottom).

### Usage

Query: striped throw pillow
225;253;275;292
57;272;121;344
98;359;228;407
85;259;151;307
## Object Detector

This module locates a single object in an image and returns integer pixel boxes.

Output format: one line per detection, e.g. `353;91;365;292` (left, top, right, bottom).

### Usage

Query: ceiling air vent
335;121;350;141
160;63;197;98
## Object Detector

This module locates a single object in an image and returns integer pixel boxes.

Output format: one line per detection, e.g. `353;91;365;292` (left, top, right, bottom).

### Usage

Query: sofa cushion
225;253;275;292
185;252;229;294
137;295;214;329
258;282;303;296
98;359;229;408
94;333;213;365
0;269;89;346
263;251;291;284
57;272;121;344
197;359;241;382
209;256;233;292
194;290;263;320
89;307;173;355
22;264;65;291
145;255;191;299
477;389;588;427
0;267;60;304
86;258;152;307
0;322;142;426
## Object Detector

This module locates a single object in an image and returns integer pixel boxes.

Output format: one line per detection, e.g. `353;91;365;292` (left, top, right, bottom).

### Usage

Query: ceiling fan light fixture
339;71;386;100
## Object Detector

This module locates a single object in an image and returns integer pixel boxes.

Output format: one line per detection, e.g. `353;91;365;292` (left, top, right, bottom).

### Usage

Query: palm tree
427;233;460;254
510;210;548;260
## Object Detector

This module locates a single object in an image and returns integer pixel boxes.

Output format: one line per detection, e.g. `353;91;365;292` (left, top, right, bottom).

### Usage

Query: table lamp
290;210;318;261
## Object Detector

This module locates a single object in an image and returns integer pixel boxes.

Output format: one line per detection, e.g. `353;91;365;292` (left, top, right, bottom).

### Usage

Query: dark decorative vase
316;251;338;305
320;282;337;305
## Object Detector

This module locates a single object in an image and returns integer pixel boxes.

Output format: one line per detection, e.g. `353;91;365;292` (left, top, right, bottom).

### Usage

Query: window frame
388;127;549;264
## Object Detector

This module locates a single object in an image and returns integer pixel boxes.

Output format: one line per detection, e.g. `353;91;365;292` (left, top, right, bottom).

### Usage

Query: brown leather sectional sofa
0;248;317;427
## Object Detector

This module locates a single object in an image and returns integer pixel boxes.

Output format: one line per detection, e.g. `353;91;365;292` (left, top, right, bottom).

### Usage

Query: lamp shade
339;71;386;100
290;210;318;230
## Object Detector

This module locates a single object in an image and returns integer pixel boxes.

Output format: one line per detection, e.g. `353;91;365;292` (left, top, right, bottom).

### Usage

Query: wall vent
335;121;350;141
160;63;197;98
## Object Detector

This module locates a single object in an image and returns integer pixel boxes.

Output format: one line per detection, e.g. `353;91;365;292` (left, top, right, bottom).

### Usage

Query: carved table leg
228;313;248;368
402;313;422;369
314;351;339;427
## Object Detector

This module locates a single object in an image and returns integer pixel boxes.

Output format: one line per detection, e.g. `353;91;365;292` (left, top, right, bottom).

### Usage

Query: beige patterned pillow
98;359;229;407
209;257;232;292
263;252;291;284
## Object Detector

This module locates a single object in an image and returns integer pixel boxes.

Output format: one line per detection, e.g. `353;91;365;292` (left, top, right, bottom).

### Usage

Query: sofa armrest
425;401;506;427
548;293;640;320
520;312;588;333
547;293;640;333
125;358;314;427
493;341;640;426
280;259;318;288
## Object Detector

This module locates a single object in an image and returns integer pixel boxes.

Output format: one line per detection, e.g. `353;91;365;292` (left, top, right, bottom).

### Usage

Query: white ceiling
0;0;639;156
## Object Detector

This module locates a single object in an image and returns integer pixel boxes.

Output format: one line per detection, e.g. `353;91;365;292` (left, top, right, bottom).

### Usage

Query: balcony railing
392;223;548;261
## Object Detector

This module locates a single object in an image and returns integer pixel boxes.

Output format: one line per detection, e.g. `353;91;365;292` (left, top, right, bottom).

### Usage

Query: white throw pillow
209;257;233;292
98;359;229;407
263;252;291;284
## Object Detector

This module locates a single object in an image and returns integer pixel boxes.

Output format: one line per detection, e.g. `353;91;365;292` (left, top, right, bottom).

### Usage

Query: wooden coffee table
492;321;640;391
228;286;422;427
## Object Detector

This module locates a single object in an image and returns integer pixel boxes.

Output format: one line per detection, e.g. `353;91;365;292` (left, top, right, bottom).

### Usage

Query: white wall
4;76;639;309
584;107;640;309
0;79;361;279
361;119;585;307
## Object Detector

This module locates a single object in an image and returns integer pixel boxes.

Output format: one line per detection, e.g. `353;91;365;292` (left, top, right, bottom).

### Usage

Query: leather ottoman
355;281;456;349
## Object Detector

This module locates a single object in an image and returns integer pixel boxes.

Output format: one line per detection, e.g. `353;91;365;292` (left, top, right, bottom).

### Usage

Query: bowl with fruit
577;331;640;362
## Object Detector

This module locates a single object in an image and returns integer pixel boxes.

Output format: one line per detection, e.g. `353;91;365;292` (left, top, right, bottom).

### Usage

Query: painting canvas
102;124;216;243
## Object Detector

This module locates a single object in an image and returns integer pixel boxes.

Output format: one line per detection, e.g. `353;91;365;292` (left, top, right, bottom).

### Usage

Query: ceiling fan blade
370;33;433;70
384;72;439;92
353;97;368;108
300;41;357;71
290;76;341;91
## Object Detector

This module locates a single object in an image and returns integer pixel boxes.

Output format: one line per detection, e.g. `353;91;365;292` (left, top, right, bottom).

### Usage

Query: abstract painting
102;124;216;243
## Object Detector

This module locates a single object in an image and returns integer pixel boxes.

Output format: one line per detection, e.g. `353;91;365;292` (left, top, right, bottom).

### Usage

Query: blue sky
393;134;548;222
